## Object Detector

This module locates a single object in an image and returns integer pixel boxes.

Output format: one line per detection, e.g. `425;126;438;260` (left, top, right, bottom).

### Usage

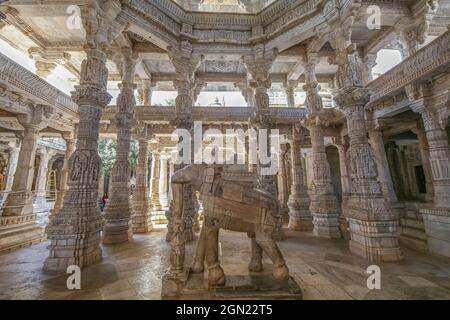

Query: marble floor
0;227;450;300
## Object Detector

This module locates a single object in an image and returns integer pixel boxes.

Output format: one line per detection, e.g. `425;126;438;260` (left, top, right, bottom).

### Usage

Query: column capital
167;40;203;83
17;104;54;131
243;45;278;85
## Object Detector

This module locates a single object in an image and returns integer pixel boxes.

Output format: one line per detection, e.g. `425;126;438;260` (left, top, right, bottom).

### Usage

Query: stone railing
102;105;308;124
368;31;450;104
0;52;78;116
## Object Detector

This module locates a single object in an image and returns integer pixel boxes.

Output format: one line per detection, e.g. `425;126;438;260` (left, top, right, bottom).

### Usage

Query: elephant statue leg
247;232;263;272
254;227;289;281
191;223;206;273
204;216;225;286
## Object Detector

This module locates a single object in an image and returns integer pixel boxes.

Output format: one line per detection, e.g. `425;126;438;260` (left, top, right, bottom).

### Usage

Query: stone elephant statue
171;164;289;286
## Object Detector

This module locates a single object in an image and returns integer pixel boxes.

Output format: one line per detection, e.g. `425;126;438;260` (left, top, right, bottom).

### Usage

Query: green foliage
98;138;139;178
129;140;138;176
98;139;116;177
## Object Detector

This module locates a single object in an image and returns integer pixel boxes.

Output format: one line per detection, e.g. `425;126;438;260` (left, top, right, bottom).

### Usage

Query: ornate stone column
167;39;203;243
361;54;377;86
3;105;53;217
411;123;435;201
1;105;52;252
150;150;162;211
277;144;289;224
3;140;20;197
336;143;351;194
51;130;76;216
284;80;298;108
235;81;254;107
244;45;282;239
333;31;402;260
368;127;398;204
411;97;450;257
34;148;55;204
159;153;169;208
302;53;340;238
132;139;153;233
103;48;138;245
413;109;450;208
287;125;312;230
44;2;124;272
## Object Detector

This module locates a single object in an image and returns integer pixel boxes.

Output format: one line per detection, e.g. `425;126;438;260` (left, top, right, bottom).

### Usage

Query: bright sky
0;38;402;107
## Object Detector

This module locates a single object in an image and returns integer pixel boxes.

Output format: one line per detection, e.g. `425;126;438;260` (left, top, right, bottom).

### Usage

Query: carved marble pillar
277;144;289;224
336;89;402;261
287;127;312;230
411;123;435;201
3;106;52;217
303;55;340;238
3;141;20;196
305;123;341;238
1;105;52;253
44;47;113;271
336;143;351;194
159;154;169;208
132;139;153;233
419;110;450;208
150;151;162;211
284;80;298;108
51;131;76;216
330;23;402;260
103;48;138;245
361;54;377;86
368;128;398;203
244;46;282;239
34;148;54;204
163;39;202;292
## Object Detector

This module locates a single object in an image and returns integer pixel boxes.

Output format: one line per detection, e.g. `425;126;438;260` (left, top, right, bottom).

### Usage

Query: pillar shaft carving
287;126;312;230
44;2;124;272
335;88;402;261
151;151;162;211
420;110;450;208
132;139;153;233
104;48;139;245
167;41;203;244
51;131;76;216
3;104;53;217
368;128;398;204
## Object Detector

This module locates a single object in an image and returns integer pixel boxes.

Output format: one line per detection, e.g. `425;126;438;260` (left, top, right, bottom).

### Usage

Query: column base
44;244;102;274
421;207;450;258
2;190;34;216
103;218;133;244
288;216;313;231
45;201;105;273
0;214;46;253
347;218;403;262
132;213;153;233
151;210;169;224
312;213;341;238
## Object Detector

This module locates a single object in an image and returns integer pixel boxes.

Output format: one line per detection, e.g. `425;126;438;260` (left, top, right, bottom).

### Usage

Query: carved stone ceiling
172;0;275;14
